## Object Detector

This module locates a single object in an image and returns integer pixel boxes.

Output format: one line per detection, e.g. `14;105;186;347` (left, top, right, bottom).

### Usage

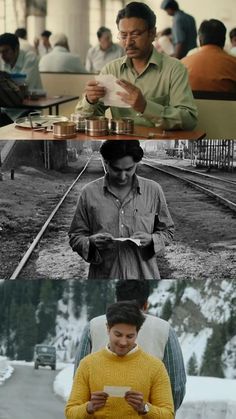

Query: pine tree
200;325;225;377
187;352;198;375
16;303;37;361
161;298;172;321
37;281;57;343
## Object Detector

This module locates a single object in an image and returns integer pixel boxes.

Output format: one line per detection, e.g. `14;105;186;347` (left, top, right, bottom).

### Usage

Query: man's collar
106;344;139;356
103;173;141;194
120;46;163;70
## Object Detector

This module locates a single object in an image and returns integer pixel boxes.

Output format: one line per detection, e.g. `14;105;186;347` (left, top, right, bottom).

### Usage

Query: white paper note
103;385;131;397
112;237;141;246
95;74;131;108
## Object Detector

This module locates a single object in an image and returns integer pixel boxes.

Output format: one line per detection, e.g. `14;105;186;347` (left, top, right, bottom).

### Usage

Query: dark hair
198;19;226;48
106;300;145;331
97;26;111;39
229;28;236;41
100;140;143;163
15;28;27;39
161;0;179;11
41;30;52;38
116;2;156;30
0;33;19;49
115;280;150;308
161;27;172;36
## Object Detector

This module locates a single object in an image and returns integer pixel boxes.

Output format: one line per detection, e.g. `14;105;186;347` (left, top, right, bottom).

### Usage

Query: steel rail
144;157;236;186
10;156;96;280
142;159;236;213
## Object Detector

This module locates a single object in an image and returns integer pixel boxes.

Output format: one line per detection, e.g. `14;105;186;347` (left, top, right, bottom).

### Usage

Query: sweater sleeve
146;361;174;419
65;359;92;419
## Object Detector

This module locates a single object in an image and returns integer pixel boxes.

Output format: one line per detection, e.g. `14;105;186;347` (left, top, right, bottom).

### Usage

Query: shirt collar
120;46;163;71
103;173;141;194
105;343;139;356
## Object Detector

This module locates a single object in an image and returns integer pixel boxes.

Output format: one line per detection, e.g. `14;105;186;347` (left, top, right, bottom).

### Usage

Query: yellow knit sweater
65;347;174;419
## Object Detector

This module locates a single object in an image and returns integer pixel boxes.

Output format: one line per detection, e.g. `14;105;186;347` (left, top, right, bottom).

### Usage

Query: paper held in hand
103;385;131;397
95;74;131;108
112;237;141;246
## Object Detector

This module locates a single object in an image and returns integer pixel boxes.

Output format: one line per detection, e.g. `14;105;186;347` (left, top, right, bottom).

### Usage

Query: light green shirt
76;47;198;130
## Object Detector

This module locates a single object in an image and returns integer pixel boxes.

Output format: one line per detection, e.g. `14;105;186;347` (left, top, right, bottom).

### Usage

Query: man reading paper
65;301;174;418
68;140;174;279
75;2;197;131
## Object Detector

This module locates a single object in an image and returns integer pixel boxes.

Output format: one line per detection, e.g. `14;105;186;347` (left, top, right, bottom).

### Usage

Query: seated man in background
66;301;174;419
76;2;198;131
74;280;186;412
85;26;124;73
39;32;87;73
0;32;42;125
182;19;236;92
69;140;174;280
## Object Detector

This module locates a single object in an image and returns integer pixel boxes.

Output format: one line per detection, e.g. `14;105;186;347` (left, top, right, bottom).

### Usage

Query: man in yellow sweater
65;301;174;418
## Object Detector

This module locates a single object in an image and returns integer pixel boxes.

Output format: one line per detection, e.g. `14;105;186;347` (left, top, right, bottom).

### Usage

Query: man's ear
106;323;110;334
143;301;148;311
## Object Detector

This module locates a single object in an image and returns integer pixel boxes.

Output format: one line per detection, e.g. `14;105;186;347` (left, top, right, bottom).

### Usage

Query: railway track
9;155;106;279
142;157;236;213
5;153;236;280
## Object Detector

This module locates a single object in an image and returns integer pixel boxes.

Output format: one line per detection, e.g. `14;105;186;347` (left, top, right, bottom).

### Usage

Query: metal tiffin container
110;117;134;134
52;121;77;138
85;116;109;136
70;112;91;132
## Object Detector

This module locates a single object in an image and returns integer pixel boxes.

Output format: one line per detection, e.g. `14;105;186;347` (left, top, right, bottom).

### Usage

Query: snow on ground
0;356;14;385
53;364;74;401
180;328;212;366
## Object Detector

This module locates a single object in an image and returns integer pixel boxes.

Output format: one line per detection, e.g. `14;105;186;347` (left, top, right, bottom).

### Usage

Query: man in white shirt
39;32;87;73
86;26;124;73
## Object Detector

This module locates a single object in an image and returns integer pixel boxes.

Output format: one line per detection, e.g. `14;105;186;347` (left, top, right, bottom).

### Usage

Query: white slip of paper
103;385;131;397
95;74;131;108
112;237;141;246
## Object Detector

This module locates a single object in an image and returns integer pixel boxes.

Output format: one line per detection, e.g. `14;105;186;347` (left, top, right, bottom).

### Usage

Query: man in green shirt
76;1;197;130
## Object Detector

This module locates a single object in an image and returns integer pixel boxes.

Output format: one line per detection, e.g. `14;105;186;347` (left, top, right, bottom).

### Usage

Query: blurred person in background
39;32;87;73
160;0;197;59
154;27;174;55
74;280;186;412
34;30;52;58
85;26;124;73
0;32;42;125
181;19;236;92
15;28;35;53
229;28;236;56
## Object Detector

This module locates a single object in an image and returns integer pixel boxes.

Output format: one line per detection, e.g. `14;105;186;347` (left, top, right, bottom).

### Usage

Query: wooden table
3;95;79;115
0;124;206;141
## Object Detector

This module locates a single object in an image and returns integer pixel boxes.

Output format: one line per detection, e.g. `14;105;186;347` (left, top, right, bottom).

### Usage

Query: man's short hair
0;33;19;49
50;32;68;48
198;19;226;48
15;28;27;39
100;140;143;163
160;0;179;11
41;30;52;38
106;300;146;331
229;28;236;41
97;26;111;39
116;2;156;30
115;280;150;308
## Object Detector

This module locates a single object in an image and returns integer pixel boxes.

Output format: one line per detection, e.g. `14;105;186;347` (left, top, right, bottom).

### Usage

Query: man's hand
86;391;108;414
131;232;153;247
89;233;114;250
116;79;146;113
125;390;145;413
85;80;106;104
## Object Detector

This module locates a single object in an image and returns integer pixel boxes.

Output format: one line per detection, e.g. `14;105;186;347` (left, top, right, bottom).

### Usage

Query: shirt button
121;210;124;214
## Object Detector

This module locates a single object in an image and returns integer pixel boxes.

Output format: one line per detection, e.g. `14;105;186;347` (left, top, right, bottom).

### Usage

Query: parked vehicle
34;344;56;370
